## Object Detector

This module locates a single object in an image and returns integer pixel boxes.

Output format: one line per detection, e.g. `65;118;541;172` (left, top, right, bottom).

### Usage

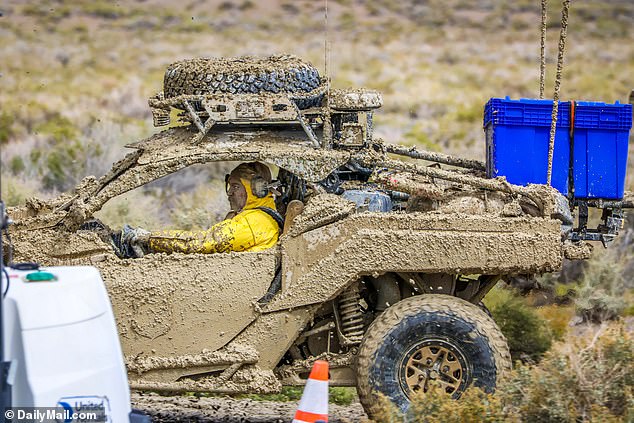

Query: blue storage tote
484;97;571;195
571;101;632;199
484;97;632;200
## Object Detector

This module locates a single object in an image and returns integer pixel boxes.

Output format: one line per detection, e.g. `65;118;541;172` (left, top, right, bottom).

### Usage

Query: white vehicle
0;200;149;423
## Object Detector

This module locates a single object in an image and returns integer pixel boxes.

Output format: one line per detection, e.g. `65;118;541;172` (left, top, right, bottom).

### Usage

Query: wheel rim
398;338;470;399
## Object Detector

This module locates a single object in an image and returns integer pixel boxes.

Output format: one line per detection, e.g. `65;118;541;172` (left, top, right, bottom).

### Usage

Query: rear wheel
356;294;511;417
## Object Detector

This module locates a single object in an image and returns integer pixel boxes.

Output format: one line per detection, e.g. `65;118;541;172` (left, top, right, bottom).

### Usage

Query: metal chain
546;0;571;187
540;0;547;99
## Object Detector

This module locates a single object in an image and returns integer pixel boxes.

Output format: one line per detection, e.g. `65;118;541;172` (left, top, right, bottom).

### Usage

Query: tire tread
356;294;511;418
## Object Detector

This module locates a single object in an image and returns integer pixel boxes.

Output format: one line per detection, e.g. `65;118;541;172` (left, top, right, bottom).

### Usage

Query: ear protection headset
225;173;269;198
226;163;272;198
251;175;269;198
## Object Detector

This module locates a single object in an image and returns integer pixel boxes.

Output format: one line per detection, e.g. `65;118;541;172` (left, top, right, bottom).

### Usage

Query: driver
116;162;283;258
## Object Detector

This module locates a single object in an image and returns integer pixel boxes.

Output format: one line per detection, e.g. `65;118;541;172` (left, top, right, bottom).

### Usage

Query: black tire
356;294;511;417
163;54;322;104
478;301;493;318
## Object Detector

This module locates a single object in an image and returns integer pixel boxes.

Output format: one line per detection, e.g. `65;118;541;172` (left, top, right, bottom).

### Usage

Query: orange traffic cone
292;360;329;423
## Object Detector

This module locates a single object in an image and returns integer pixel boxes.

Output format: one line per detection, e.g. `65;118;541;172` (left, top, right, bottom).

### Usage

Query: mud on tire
163;54;323;108
356;294;511;417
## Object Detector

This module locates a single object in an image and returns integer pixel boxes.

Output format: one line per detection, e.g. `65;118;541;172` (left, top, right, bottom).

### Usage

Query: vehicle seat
282;200;304;235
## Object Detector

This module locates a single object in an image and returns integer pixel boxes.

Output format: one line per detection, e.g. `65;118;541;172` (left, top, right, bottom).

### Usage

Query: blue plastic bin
484;97;571;195
484;97;632;200
571;101;632;199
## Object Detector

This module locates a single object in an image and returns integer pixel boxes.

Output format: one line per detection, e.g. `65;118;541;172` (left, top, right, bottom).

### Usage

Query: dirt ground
131;391;366;423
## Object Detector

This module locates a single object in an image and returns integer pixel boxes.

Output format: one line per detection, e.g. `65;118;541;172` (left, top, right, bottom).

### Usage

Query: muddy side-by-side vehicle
5;56;633;417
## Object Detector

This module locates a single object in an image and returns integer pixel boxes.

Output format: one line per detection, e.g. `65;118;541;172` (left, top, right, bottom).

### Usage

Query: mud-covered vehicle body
6;56;631;416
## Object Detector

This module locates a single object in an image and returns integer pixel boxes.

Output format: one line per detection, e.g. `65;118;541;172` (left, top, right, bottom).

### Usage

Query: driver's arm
146;212;263;254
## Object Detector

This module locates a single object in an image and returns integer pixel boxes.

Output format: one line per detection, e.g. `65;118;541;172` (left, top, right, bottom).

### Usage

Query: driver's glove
117;224;150;258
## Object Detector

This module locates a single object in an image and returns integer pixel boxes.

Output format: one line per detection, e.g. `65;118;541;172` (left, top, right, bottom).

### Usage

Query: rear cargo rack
569;194;633;246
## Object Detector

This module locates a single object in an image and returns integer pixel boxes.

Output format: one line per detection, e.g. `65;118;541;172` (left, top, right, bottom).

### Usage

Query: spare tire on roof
163;55;322;99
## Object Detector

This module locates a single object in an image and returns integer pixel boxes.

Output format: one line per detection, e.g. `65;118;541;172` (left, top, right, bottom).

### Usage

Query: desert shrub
38;141;103;192
81;1;125;19
94;189;164;230
534;305;575;341
501;323;634;421
406;385;507;423
484;286;553;362
0;176;42;207
403;123;437;151
21;113;109;192
373;323;633;422
454;102;482;124
624;291;634;317
613;227;634;289
9;156;25;175
0;112;14;144
237;386;302;402
328;387;356;406
575;250;627;323
531;230;632;324
238;1;254;11
34;114;78;144
368;394;402;423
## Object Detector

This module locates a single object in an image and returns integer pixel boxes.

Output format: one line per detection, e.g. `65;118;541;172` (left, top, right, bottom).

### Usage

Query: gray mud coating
268;211;563;312
163;54;322;98
288;193;356;236
3;74;580;398
329;88;383;110
166;55;318;81
103;251;277;360
130;365;282;395
7;179;567;394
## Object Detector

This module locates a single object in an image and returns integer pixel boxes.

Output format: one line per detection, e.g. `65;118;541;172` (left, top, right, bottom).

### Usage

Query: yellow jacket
148;183;279;254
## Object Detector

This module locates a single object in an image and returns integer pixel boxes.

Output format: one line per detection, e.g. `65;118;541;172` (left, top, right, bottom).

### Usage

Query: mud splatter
563;240;593;260
269;212;563;312
130;365;282;395
288;194;355;237
2;70;579;400
164;55;321;95
329;88;383;110
127;344;259;375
